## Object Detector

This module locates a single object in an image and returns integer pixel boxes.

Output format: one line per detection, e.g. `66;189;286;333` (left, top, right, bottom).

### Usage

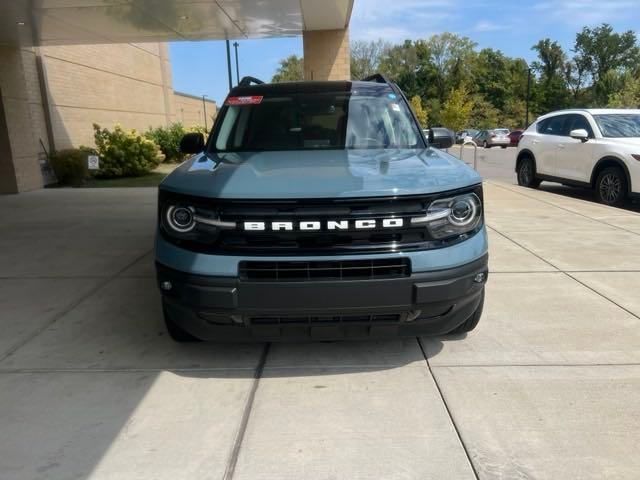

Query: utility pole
225;39;233;91
202;95;208;130
525;67;532;128
233;42;240;85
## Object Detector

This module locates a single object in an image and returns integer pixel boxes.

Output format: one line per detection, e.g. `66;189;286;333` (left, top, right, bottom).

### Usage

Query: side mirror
180;132;205;154
570;129;589;142
428;128;455;149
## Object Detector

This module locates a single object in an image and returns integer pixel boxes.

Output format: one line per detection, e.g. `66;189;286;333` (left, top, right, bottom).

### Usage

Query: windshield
213;89;423;152
594;114;640;138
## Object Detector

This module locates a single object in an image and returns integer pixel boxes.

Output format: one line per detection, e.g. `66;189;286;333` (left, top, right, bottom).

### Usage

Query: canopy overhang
0;0;354;46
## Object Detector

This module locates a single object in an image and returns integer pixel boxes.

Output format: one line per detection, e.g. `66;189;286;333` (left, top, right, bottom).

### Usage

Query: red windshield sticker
226;96;263;106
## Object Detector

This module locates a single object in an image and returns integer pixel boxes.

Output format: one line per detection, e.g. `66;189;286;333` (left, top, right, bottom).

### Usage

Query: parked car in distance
516;109;640;206
474;129;510;148
456;129;479;144
508;130;523;146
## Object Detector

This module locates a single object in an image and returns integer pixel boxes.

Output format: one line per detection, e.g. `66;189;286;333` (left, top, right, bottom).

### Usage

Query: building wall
303;29;351;81
174;92;217;128
40;42;175;150
0;46;51;192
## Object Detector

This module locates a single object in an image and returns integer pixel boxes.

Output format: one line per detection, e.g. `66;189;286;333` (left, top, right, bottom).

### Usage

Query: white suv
516;109;640;206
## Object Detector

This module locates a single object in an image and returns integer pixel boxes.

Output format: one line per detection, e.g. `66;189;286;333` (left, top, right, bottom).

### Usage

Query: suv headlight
412;192;482;240
165;205;196;233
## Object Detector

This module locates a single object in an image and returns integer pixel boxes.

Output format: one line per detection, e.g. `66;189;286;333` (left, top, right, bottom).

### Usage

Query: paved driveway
1;182;639;479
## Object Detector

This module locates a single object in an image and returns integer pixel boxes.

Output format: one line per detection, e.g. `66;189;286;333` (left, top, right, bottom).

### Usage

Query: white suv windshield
594;114;640;138
214;89;423;152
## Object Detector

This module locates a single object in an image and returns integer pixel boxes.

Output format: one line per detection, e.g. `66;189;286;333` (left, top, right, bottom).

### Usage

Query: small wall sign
87;155;100;170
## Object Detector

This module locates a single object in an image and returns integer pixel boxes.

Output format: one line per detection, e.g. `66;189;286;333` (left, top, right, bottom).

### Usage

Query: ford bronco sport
155;75;488;341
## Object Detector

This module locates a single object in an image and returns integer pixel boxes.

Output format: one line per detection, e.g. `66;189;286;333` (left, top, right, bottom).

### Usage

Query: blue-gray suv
155;75;488;341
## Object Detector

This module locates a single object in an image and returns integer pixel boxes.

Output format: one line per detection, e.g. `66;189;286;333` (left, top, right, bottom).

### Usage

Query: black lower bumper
156;254;488;341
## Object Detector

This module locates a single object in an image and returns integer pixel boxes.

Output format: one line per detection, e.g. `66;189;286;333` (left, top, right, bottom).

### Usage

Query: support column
303;28;351;81
0;46;49;193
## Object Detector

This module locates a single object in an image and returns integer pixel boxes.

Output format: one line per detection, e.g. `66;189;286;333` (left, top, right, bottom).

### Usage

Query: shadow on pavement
537;183;640;213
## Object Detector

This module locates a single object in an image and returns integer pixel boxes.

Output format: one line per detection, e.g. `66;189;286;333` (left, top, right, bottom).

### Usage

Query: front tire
595;167;626;207
483;141;490;149
163;302;201;342
447;291;484;335
517;156;541;188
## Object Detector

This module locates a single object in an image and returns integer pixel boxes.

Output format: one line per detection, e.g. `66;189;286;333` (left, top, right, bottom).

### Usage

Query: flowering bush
93;123;162;178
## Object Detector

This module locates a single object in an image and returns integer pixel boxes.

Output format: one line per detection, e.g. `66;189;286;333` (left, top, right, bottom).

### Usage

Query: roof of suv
228;80;395;97
537;108;640;121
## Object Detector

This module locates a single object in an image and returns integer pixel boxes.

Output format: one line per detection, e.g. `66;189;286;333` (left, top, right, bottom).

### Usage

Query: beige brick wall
40;42;175;149
0;46;50;192
174;93;217;128
303;29;351;81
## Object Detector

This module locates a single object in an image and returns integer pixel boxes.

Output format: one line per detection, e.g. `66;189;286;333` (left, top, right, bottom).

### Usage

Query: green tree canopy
271;55;304;83
271;23;640;129
440;85;474;132
410;95;429;128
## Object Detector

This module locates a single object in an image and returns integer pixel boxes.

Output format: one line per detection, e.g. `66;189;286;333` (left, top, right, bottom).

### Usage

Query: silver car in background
474;129;510;148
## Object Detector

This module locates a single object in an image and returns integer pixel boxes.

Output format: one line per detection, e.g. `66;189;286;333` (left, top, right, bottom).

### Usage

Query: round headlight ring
448;195;479;227
166;205;196;233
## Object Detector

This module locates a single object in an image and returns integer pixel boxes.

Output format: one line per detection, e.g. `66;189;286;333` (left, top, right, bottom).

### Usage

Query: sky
170;0;639;106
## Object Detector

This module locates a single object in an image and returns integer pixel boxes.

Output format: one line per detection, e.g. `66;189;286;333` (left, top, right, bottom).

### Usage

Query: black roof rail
362;73;392;84
238;76;265;87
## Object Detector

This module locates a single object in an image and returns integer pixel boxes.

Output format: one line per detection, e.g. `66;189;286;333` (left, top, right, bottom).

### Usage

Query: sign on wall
87;155;100;170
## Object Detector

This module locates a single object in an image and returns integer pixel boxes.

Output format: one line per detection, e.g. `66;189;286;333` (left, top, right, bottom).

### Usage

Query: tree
440;86;474;132
469;96;500;129
410;95;428;128
531;39;570;112
416;33;478;103
608;74;640;108
474;48;512;110
378;40;420;97
574;24;640;104
351;40;391;80
271;55;304;82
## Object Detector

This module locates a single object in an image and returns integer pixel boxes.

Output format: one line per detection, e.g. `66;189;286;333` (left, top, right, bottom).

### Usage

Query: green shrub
93;123;162;178
187;124;209;140
145;123;187;163
49;148;92;186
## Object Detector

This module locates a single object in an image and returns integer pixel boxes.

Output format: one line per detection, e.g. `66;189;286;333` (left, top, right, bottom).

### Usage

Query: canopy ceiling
0;0;354;46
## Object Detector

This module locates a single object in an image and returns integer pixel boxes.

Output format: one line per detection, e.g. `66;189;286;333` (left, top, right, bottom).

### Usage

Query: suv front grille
239;258;411;281
159;187;483;255
249;314;402;325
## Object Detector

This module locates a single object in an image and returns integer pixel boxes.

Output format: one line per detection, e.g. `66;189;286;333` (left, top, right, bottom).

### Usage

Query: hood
601;137;640;148
160;148;482;199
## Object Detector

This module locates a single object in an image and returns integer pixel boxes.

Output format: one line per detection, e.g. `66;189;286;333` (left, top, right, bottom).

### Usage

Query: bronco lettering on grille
243;218;404;231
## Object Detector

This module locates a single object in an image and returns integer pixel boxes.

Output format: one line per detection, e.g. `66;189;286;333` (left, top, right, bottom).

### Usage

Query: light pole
225;39;233;91
525;67;532;128
202;95;208;131
233;42;240;84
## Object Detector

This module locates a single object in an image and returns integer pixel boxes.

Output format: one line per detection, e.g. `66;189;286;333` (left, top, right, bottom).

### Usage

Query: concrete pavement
1;181;640;479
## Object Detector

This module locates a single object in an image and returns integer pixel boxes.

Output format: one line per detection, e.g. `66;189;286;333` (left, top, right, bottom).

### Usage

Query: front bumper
156;254;488;341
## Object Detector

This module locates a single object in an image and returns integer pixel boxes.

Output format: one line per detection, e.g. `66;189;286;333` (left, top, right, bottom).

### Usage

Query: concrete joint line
488;181;640;237
563;272;640;323
417;338;480;480
222;343;270;480
487;225;560;271
0;248;154;364
487;225;640;322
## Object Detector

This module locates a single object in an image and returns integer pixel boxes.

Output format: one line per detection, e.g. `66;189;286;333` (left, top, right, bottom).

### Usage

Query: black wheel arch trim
516;149;536;173
591;157;632;195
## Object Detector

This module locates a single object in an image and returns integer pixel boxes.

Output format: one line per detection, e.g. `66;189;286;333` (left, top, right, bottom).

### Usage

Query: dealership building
0;0;354;194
